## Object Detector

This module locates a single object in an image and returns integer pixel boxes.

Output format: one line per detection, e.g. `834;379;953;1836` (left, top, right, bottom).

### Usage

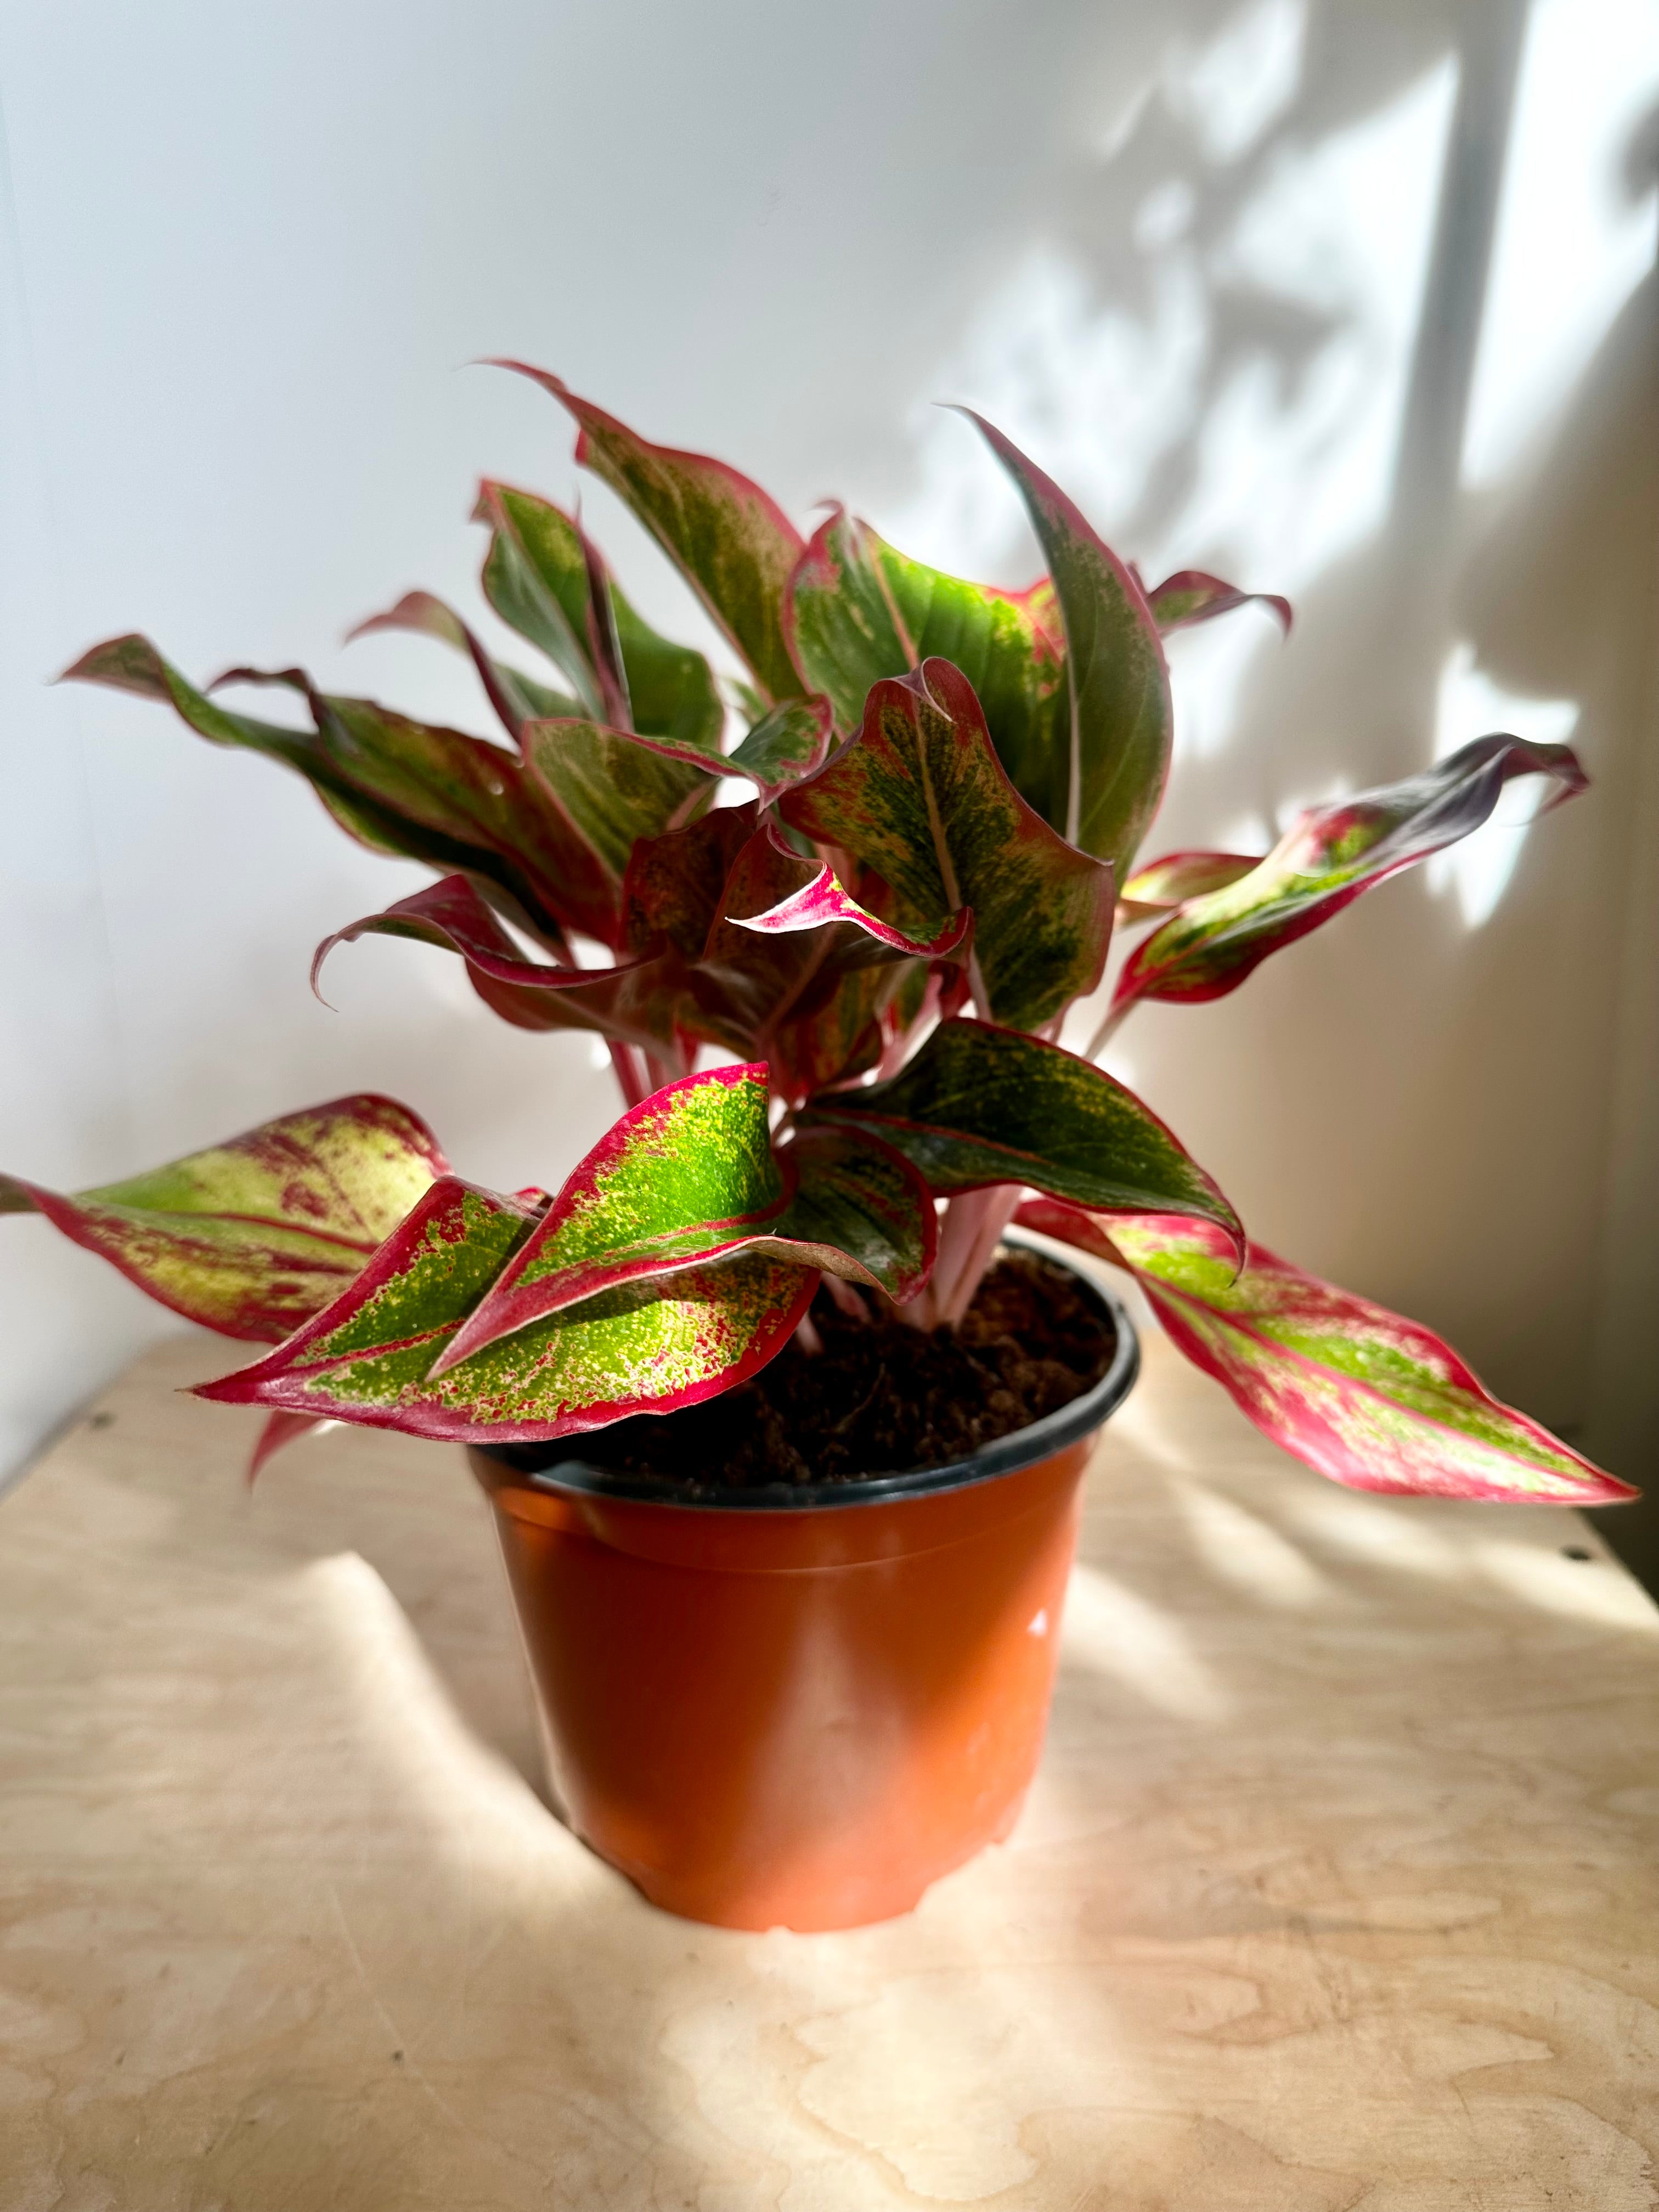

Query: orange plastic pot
470;1258;1137;1932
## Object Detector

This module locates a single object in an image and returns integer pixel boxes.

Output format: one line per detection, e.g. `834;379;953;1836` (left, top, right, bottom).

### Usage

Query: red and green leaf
346;588;580;738
1144;570;1292;636
1114;736;1590;1013
439;1074;938;1372
521;717;719;887
963;413;1171;874
726;694;835;804
780;659;1113;1032
496;364;805;708
1017;1204;1634;1506
475;480;725;754
783;509;917;731
622;803;760;958
64;637;610;949
1;1097;445;1341
688;825;968;1104
194;1174;815;1443
313;875;692;1059
812;1017;1242;1254
1117;849;1262;926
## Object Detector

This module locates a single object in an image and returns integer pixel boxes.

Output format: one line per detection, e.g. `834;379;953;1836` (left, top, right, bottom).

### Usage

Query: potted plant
4;367;1633;1930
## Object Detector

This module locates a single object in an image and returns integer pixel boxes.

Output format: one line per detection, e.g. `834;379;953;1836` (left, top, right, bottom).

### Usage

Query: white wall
2;0;1655;1486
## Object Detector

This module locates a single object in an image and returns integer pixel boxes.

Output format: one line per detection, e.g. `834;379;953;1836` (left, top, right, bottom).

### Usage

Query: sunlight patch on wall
1461;0;1659;488
887;43;1459;772
1427;642;1579;928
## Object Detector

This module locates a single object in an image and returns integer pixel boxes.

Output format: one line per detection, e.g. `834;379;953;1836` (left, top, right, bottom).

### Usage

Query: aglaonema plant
5;363;1632;1511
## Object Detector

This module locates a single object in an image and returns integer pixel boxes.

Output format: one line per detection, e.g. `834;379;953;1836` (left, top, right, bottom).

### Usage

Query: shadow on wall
873;0;1658;1506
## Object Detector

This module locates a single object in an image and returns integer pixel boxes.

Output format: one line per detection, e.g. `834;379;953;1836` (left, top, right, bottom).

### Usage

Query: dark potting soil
574;1249;1116;1491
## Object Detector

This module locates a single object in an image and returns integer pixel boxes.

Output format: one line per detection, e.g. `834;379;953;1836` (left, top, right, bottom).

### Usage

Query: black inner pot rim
481;1242;1141;1513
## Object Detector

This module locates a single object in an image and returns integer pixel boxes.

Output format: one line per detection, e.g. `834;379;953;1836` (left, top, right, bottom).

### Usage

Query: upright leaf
1;1097;445;1340
1114;736;1590;1013
780;659;1113;1031
622;803;760;958
1017;1204;1634;1506
1144;570;1292;635
813;1017;1242;1254
783;509;916;731
475;480;725;752
313;876;692;1059
493;363;806;706
195;1175;815;1443
346;588;580;738
962;411;1171;873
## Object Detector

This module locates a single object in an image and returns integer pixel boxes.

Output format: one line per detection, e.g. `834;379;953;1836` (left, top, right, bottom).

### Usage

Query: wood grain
1;1327;1655;2209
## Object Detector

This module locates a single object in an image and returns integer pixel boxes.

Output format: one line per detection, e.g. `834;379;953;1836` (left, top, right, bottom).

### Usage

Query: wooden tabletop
3;1325;1656;2210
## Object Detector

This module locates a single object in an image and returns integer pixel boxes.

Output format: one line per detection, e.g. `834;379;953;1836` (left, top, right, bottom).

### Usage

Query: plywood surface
2;1328;1656;2210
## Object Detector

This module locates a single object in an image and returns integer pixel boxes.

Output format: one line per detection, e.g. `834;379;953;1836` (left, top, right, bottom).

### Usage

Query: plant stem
930;1184;1026;1328
1084;998;1130;1062
608;1041;648;1109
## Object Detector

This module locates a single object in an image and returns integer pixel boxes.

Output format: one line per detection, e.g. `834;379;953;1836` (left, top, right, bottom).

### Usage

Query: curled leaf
1117;849;1262;926
1144;570;1292;635
780;659;1113;1032
1114;736;1590;1013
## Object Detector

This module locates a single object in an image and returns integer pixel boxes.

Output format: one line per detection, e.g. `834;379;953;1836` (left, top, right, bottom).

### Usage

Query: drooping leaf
494;363;805;706
726;694;834;804
63;637;608;948
1144;570;1292;636
622;803;760;958
767;1124;935;1304
1016;1203;1634;1506
811;1017;1242;1254
345;588;581;737
194;1175;815;1443
475;480;726;753
1114;736;1590;1014
780;659;1113;1031
687;825;969;1104
520;717;719;885
1;1097;446;1341
1116;849;1262;926
313;876;692;1059
962;411;1171;873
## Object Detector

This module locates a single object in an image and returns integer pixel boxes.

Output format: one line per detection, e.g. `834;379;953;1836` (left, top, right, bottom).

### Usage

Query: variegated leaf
963;412;1171;874
345;588;580;738
726;694;834;804
521;717;719;886
783;508;916;731
64;637;608;949
493;363;805;706
313;876;692;1059
780;659;1113;1032
1117;849;1261;925
1114;736;1590;1014
812;1017;1242;1252
1015;1203;1634;1506
1144;569;1292;635
1;1097;445;1340
474;480;725;753
194;1175;815;1443
689;825;968;1104
622;803;760;958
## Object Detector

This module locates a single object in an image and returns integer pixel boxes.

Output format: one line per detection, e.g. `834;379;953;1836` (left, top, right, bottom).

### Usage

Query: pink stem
932;1185;1025;1328
607;1041;648;1109
794;1306;825;1356
1084;998;1131;1061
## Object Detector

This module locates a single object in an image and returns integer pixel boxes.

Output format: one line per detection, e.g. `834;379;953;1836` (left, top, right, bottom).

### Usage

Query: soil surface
563;1249;1116;1491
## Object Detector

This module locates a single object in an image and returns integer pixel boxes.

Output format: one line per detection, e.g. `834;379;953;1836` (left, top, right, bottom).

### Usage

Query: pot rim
478;1239;1139;1514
